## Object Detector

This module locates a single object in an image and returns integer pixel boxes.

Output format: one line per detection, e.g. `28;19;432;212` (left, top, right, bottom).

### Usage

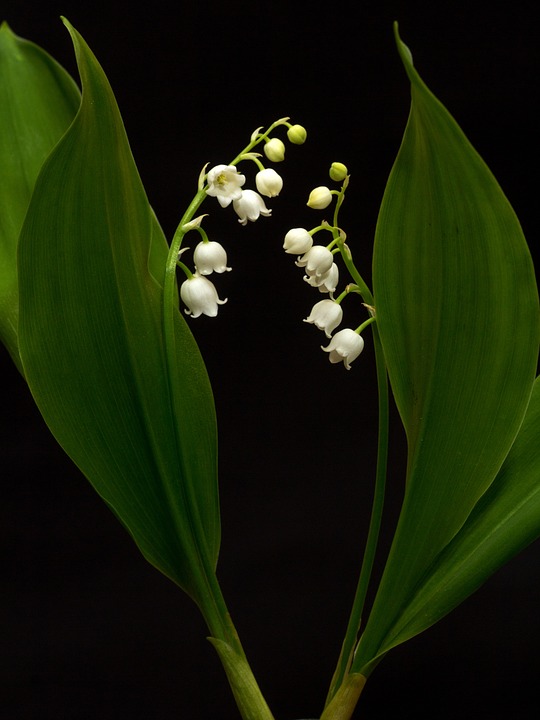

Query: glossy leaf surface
381;376;540;652
354;26;539;672
17;21;220;600
0;22;79;371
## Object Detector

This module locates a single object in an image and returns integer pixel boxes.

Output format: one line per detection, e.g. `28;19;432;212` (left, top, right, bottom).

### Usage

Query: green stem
162;187;209;379
162;176;277;720
355;316;376;335
324;243;389;713
162;189;236;644
229;117;290;165
337;240;373;306
192;556;276;720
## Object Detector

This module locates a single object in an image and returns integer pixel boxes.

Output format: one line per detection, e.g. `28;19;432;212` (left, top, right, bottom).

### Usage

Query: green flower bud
287;124;307;144
329;162;348;182
264;137;286;162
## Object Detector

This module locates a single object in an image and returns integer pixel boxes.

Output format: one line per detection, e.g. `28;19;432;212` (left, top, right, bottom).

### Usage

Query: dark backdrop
1;1;539;718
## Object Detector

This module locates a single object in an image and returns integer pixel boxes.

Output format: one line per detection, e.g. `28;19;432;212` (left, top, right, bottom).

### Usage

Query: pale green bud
307;186;333;210
287;124;307;144
264;137;286;162
329;162;348;182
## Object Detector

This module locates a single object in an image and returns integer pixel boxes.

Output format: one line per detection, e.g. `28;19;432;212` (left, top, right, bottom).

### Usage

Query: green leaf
354;24;539;673
0;22;80;371
377;376;540;652
17;19;220;602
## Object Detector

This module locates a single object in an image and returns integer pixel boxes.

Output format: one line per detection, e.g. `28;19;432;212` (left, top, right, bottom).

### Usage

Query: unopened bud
287;124;307;144
264;137;286;162
256;168;283;197
307;186;333;210
329;162;348;182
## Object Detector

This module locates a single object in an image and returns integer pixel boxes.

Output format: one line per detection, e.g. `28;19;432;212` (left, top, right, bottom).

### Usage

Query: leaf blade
0;22;79;370
17;20;220;599
377;377;540;654
354;25;539;672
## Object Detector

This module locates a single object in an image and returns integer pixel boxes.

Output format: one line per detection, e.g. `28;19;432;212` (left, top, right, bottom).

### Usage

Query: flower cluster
283;163;374;369
178;119;306;317
203;118;306;228
206;164;275;225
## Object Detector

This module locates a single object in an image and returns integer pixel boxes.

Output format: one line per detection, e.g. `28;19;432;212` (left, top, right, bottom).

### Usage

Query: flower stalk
158;117;305;720
324;319;389;712
298;169;390;716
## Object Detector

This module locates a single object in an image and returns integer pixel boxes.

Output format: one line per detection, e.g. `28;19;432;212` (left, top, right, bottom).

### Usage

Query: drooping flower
304;262;339;294
206;165;246;207
283;228;313;255
296;245;334;277
304;299;343;338
255;168;283;198
321;329;364;369
180;273;227;318
264;137;286;162
193;241;231;275
233;189;272;225
307;186;333;210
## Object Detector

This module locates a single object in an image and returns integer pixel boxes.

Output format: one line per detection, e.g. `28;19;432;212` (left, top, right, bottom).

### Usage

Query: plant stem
191;557;276;720
162;183;276;720
324;245;389;714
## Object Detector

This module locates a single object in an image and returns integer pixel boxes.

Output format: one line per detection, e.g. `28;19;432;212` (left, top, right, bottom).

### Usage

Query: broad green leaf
354;25;539;673
377;376;540;653
0;22;80;372
17;20;220;602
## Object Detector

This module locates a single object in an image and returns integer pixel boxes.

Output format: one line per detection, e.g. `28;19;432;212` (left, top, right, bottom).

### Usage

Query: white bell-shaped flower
304;262;339;294
296;245;334;277
283;228;313;255
318;263;339;294
304;299;343;338
206;164;246;207
321;328;364;369
180;273;227;318
193;241;231;275
255;168;283;198
233;189;272;225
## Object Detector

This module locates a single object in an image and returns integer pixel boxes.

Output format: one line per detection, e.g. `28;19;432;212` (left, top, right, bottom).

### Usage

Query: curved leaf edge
0;21;80;373
359;376;540;674
17;19;220;599
355;24;539;673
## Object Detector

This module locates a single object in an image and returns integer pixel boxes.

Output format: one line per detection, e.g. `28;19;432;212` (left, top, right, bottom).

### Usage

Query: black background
1;0;539;718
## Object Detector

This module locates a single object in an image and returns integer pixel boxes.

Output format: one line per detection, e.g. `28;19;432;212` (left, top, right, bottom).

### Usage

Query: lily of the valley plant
1;17;539;720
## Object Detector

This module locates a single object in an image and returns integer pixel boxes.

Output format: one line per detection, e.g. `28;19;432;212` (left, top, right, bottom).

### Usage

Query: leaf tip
393;21;414;72
60;16;81;46
0;19;16;41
